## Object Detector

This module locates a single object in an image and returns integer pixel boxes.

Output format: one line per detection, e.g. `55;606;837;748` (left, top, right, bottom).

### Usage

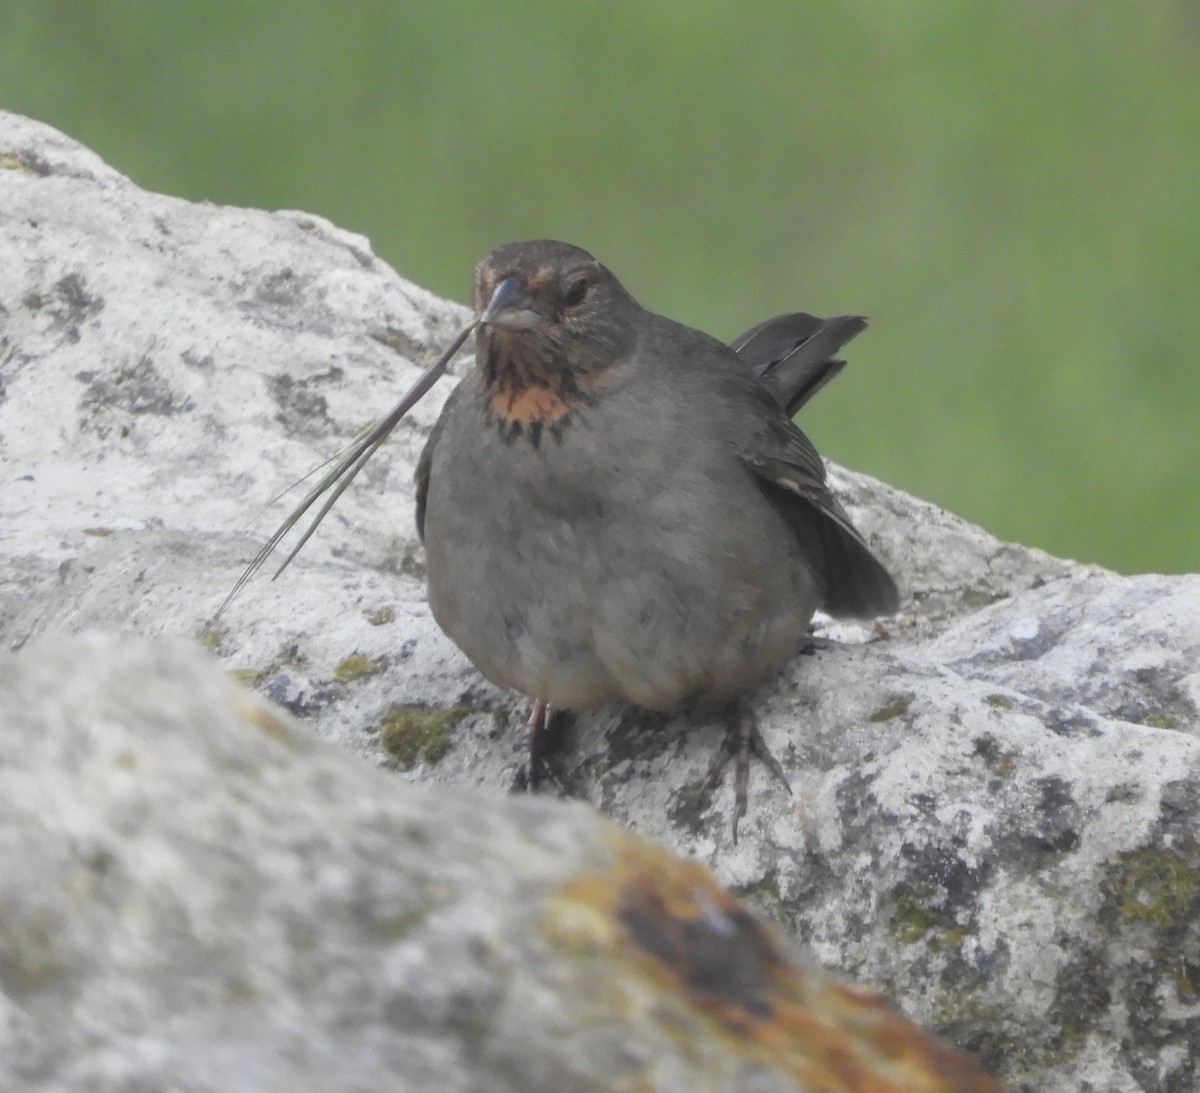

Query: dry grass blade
206;320;477;628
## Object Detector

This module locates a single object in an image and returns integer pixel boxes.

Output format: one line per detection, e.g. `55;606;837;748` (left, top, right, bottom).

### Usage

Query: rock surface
0;633;998;1092
2;110;1198;1090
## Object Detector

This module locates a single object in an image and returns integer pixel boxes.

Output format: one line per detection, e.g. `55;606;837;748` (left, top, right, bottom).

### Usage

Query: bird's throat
480;337;586;444
488;384;573;426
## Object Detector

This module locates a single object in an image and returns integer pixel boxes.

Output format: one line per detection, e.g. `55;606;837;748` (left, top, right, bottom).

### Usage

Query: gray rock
0;633;998;1092
2;109;1197;1090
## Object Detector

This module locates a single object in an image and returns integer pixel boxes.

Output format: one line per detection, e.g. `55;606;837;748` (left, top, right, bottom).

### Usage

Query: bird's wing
734;381;899;619
414;381;467;543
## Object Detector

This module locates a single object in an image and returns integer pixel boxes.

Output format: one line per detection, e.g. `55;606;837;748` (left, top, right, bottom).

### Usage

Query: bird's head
473;240;639;385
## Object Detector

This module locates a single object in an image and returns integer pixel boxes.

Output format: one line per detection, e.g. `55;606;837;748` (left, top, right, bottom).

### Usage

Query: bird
414;240;898;840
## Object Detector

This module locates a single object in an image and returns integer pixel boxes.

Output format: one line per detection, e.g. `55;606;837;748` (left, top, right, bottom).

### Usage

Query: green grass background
4;3;1197;573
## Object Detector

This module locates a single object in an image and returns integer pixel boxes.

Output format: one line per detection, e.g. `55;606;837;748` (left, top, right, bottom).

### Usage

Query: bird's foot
511;699;564;793
702;699;792;843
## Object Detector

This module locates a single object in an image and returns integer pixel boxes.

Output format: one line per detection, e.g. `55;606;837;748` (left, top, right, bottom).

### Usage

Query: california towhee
221;239;898;841
416;240;898;839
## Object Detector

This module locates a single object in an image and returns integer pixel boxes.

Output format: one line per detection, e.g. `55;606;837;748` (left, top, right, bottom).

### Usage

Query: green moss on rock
333;654;383;683
888;887;967;948
1111;847;1200;927
379;705;465;768
229;667;268;688
0;153;36;173
869;693;915;722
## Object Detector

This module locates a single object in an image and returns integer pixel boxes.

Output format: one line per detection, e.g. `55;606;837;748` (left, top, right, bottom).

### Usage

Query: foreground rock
0;633;997;1092
2;110;1198;1089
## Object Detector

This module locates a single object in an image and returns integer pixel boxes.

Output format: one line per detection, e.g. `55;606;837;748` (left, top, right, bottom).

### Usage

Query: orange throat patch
488;384;574;426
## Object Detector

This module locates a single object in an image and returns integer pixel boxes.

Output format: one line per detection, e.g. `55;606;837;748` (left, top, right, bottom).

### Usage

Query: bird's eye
563;275;590;308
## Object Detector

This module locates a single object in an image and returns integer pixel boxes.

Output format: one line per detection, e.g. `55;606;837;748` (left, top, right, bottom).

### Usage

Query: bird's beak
480;276;543;330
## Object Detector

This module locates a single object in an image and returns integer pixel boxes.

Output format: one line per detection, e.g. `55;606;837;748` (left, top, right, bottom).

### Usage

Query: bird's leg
702;699;792;843
525;698;550;791
511;700;569;794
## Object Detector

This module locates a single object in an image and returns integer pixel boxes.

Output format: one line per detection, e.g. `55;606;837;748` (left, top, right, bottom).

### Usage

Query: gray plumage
416;240;897;717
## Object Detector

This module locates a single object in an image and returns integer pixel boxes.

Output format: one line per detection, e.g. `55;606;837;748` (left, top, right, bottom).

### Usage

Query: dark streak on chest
491;411;576;448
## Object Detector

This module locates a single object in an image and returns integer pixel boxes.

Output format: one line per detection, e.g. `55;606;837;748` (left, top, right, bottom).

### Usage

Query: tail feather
730;312;866;415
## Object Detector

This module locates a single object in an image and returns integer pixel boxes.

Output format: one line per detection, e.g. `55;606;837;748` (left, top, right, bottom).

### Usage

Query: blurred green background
4;3;1197;573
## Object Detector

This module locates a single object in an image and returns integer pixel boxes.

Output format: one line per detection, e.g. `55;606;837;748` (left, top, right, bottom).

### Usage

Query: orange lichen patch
488;384;574;425
547;830;999;1092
